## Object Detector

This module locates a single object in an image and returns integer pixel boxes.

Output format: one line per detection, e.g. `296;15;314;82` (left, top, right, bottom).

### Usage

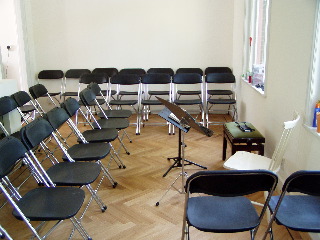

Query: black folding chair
20;118;107;212
42;107;118;187
61;97;127;168
263;170;320;240
0;136;92;240
79;88;131;155
182;170;278;240
11;91;37;123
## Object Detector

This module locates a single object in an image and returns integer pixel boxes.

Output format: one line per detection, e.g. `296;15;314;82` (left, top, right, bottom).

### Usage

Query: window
306;2;320;134
243;0;270;93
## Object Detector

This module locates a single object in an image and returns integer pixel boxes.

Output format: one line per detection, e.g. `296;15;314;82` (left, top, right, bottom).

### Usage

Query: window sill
303;124;320;139
242;77;265;96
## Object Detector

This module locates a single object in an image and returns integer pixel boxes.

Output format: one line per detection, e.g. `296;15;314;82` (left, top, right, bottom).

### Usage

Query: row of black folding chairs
0;89;133;238
38;67;237;132
54;72;236;135
182;169;320;239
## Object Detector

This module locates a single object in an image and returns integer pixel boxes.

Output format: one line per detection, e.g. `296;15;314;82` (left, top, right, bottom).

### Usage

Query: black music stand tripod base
163;128;207;177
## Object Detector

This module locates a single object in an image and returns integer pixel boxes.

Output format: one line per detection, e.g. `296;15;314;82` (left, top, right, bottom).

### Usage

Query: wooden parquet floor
0;114;308;239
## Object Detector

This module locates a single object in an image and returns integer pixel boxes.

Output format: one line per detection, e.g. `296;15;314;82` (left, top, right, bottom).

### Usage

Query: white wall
26;0;235;81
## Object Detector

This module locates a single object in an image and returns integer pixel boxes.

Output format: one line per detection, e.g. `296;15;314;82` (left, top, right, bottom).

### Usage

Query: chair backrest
119;68;146;77
79;73;107;84
38;70;64;79
43;107;70;130
173;73;202;84
147;68;174;76
11;91;32;107
205;67;232;75
87;82;102;96
29;84;48;99
110;74;141;85
0;136;28;179
0;96;18;117
205;73;236;83
65;69;91;78
92;68;118;77
141;73;171;84
186;170;278;196
176;68;203;76
269;113;300;172
60;98;80;117
20;118;54;150
283;170;320;195
79;88;96;106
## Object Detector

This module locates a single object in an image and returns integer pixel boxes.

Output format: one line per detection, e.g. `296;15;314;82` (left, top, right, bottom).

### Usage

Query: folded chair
42;108;118;187
11;91;37;124
80;88;131;154
0;136;93;240
182;170;278;240
20;118;107;211
263;170;320;240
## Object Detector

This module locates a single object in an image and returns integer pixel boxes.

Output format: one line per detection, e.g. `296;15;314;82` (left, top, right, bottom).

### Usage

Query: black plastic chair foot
123;165;126;169
113;182;118;188
126;152;130;155
155;202;159;206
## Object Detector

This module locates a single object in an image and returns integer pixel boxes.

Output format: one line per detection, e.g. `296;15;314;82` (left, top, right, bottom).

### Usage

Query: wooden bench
223;122;265;160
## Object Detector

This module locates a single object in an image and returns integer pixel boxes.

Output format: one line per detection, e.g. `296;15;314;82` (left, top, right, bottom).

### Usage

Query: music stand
155;97;213;206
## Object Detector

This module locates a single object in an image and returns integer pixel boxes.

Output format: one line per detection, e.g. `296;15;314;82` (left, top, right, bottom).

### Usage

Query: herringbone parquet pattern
0;114;308;239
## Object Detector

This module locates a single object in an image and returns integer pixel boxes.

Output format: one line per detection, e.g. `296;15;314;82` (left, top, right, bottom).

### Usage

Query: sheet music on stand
159;107;190;133
157;97;213;137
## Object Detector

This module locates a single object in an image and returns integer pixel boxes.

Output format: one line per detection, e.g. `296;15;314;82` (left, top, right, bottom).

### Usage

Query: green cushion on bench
224;122;264;139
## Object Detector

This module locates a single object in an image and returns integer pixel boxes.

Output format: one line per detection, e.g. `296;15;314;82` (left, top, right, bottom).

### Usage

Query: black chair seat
141;99;162;105
13;187;85;221
94;118;130;130
98;109;132;118
109;100;138;106
19;105;35;113
118;91;139;96
177;90;201;95
63;142;111;161
49;92;60;96
174;99;202;105
46;162;101;186
148;90;170;95
207;99;236;105
187;196;259;233
269;195;320;232
61;92;78;96
79;98;105;106
207;90;233;96
79;128;118;143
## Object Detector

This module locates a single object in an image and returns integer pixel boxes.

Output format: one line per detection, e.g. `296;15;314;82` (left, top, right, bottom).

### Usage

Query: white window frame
305;2;320;136
243;0;271;94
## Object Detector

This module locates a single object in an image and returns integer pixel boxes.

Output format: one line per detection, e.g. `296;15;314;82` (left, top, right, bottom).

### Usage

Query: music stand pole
156;128;187;206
